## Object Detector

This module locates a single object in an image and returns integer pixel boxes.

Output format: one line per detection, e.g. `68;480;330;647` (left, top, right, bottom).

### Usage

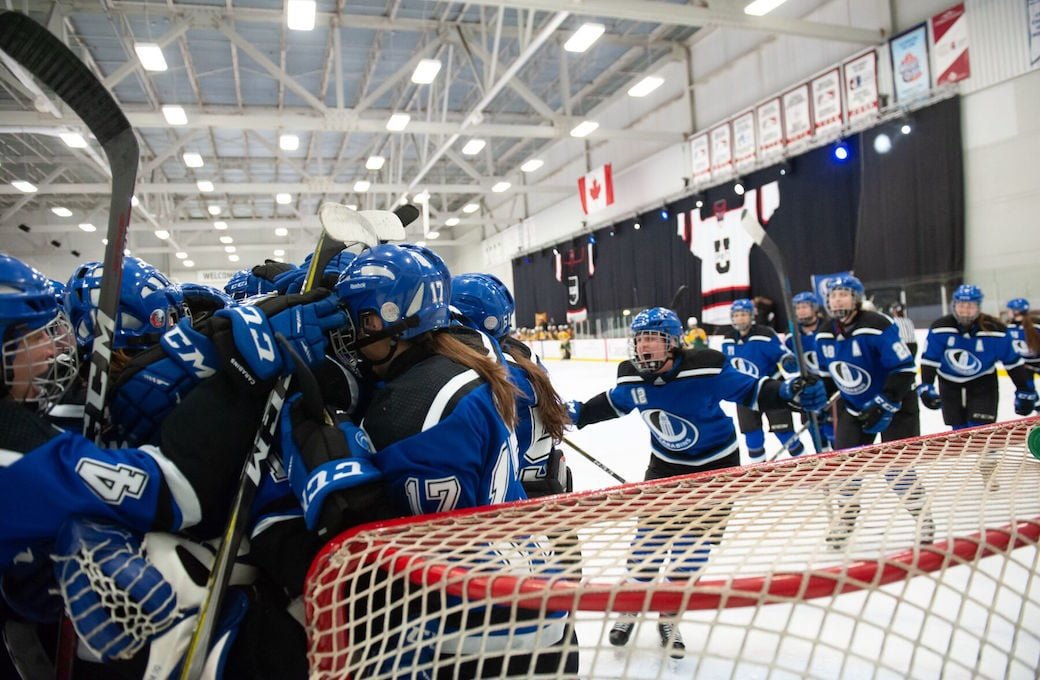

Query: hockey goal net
305;417;1040;679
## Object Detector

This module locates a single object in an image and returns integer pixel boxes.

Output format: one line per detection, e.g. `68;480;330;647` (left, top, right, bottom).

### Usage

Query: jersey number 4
76;458;149;504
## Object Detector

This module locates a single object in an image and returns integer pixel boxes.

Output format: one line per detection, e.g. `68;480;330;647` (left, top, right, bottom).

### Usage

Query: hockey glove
780;376;827;412
214;289;347;386
251;259;300;294
0;548;62;623
52;518;179;661
280;394;387;537
916;383;942;410
565;400;582;428
860;395;900;434
1014;389;1039;416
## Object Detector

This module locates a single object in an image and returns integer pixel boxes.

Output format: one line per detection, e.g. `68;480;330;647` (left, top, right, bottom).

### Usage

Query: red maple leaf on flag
589;177;601;200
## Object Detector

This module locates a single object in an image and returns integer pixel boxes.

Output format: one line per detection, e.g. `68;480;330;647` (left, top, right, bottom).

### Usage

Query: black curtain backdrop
513;97;964;332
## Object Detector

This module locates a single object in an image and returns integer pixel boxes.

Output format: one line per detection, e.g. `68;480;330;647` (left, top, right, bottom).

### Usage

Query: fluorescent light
273;249;285;257
207;204;222;215
344;203;358;210
366;155;386;170
444;217;460;227
51;207;73;217
414;190;430;203
415;240;426;247
154;229;170;240
124;248;132;256
570;120;599;138
463;203;479;213
411;59;442;84
11;180;37;193
131;195;139;206
59;132;87;148
162;105;187;125
102;238;108;245
744;0;788;16
386;113;410;131
275;192;292;205
134;42;168;72
279;134;299;151
183;152;204;168
213;221;228;230
492;181;511;193
228;254;240;262
219;235;234;244
224;245;237;253
78;223;96;233
520;158;544;173
426;230;440;240
196;180;214;192
461;139;486;156
286;0;316;31
275;227;289;237
175;251;188;259
627;75;664;97
183;259;195;267
354;180;371;192
564;23;605;53
273;256;284;263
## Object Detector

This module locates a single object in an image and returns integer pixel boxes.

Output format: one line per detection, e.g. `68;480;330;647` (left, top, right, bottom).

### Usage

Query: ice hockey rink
544;357;1038;679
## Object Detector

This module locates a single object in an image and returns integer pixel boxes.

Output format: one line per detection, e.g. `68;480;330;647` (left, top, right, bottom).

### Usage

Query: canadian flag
577;163;614;215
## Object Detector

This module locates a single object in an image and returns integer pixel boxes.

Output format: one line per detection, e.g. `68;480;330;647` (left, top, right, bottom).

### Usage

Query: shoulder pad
930;315;959;331
854;310;893;331
502;336;533;361
676;348;727;371
617;360;642;380
750;325;778;338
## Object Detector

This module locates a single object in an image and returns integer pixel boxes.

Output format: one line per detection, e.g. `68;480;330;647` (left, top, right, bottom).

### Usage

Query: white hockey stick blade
317;203;379;248
360;210;407;242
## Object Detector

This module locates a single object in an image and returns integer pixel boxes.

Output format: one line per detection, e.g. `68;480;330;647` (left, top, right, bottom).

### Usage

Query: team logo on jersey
944;348;983;377
804;350;820;373
1012;339;1029;356
729;357;760;378
828;361;871;396
640;410;699;451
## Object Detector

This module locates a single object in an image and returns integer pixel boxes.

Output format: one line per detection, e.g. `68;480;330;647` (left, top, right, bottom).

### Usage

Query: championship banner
577;163;614;215
890;24;931;102
782;84;812;147
811;69;843;136
709;123;732;176
756;97;784;158
930;3;971;85
844;50;880;125
690;134;711;182
732;110;756;169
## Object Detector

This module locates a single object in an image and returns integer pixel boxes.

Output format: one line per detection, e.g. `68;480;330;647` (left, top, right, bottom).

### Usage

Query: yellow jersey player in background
684;316;707;349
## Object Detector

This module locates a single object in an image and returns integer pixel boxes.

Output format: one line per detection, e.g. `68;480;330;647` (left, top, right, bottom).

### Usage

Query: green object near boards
1029;426;1040;460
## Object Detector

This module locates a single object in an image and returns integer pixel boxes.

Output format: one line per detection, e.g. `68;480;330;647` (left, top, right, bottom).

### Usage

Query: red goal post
305;417;1040;679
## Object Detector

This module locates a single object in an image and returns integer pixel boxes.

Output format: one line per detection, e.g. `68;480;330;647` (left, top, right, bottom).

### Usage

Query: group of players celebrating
1;237;1037;677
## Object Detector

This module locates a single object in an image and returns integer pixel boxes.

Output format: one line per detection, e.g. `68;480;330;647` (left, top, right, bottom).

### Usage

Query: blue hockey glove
215;289;347;385
251;260;299;294
1014;390;1038;416
916;383;942;410
779;376;827;412
565;400;582;428
273;266;307;295
280;394;386;537
860;395;900;434
52;518;178;661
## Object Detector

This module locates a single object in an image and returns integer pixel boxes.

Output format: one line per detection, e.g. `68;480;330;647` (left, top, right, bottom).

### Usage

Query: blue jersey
501;339;555;486
815;311;916;413
920;315;1023;383
1006;322;1040;372
578;349;787;467
784;326;828;379
362;348;525;517
721;325;791;381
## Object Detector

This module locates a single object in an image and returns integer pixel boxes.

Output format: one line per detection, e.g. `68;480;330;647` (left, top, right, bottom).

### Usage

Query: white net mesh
306;418;1040;679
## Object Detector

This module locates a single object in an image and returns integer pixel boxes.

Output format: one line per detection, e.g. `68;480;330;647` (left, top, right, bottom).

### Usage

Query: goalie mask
628;307;682;375
0;253;78;412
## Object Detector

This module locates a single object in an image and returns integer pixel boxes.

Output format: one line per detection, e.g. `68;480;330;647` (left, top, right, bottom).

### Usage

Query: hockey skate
657;615;685;659
826;502;860;552
609;614;636;647
978;454;1000;491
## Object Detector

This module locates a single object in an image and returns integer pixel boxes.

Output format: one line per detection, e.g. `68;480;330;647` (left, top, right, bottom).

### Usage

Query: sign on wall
756;97;784;158
782;84;812;147
690;133;711;181
811;69;843;136
843;50;880;126
731;110;757;169
930;3;971;84
890;24;931;101
709;123;733;176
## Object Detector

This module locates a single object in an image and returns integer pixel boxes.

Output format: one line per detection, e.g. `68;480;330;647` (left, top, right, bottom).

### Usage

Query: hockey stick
766;390;840;461
0;13;139;678
740;218;825;452
3;620;53;680
561;436;627;483
179;211;378;680
393;203;421;229
669;284;689;313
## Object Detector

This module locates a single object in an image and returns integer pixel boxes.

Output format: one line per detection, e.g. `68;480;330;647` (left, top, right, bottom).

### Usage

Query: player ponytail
1022;313;1040;355
423;331;519;428
502;345;569;444
977;312;1004;334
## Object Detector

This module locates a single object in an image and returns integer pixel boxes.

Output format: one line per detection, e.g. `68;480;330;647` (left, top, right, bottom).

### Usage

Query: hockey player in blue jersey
785;291;837;451
451;272;573;498
314;243;578;677
1005;297;1040;379
916;285;1038;427
567;306;826;657
0;252;345;676
722;298;805;459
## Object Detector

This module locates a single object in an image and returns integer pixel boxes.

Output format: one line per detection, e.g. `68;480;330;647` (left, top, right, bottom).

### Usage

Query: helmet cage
628;329;680;374
2;310;78;412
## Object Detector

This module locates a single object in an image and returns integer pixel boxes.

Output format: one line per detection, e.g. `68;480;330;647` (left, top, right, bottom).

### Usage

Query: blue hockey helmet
333;243;451;364
952;284;983;305
792;291;821;326
629;307;683;374
826;275;864;320
301;250;358;288
450;273;515;339
730;298;755;332
792;291;820;308
223;266;285;301
1007;298;1030;314
65;257;187;357
0;253;78;411
952;284;983;326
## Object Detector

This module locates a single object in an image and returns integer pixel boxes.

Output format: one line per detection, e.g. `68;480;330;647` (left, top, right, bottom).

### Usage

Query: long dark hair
422;332;519;427
502;345;569;444
1020;313;1040;355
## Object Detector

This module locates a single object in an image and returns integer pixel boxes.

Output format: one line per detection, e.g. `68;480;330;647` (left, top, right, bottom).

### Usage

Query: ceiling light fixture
354;180;371;192
462;203;480;213
461;139;486;155
426;230;440;240
492;181;511;193
162;105;187;126
219;235;234;244
183;152;204;168
520;159;544;173
366;155;386;170
51;207;72;217
213;221;228;230
445;217;460;227
228;254;240;262
564;23;605;53
411;58;442;84
11;180;37;193
78;223;96;232
154;229;170;240
386;113;411;131
275;227;289;237
744;0;789;16
183;259;195;267
59;132;87;148
134;42;168;72
207;204;222;215
196;180;214;192
627;75;664;98
570;120;599;138
279;134;299;151
275;192;292;205
175;251;188;259
286;0;316;31
273;249;285;257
